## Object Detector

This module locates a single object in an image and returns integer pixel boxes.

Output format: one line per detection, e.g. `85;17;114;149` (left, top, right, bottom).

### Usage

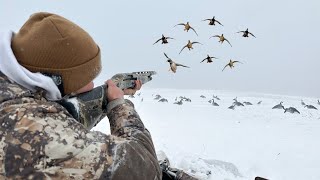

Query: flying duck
237;28;256;38
201;54;218;63
222;59;243;71
179;40;202;54
164;53;190;73
153;34;175;45
174;22;198;36
202;16;223;26
210;34;232;47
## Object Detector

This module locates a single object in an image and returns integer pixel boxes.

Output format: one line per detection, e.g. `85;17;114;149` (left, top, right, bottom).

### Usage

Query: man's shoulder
0;72;33;103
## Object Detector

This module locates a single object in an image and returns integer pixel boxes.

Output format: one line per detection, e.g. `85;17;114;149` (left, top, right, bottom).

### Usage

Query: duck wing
176;63;190;68
153;38;162;45
190;27;199;36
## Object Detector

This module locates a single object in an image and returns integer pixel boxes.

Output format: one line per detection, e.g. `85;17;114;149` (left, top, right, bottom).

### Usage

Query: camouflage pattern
158;151;199;180
0;72;161;179
110;71;156;90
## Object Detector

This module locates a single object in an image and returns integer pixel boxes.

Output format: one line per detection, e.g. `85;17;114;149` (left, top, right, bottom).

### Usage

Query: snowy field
93;88;320;180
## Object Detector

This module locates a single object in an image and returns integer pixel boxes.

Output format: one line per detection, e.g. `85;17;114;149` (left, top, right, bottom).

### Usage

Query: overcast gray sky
1;0;319;97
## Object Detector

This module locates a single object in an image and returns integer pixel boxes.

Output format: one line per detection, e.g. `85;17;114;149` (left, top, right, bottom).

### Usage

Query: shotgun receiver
110;71;156;89
57;71;156;130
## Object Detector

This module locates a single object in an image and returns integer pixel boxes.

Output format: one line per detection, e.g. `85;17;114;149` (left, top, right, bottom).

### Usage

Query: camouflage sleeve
105;98;162;179
107;98;146;136
1;97;161;179
0;98;112;179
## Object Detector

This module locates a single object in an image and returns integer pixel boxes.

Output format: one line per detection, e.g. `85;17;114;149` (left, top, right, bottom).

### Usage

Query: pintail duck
284;107;300;114
179;40;202;54
164;53;190;73
201;54;218;63
158;98;168;102
154;94;162;100
243;101;253;105
237;28;256;38
174;22;198;36
305;104;318;110
272;101;284;109
222;59;243;71
180;96;192;102
153;34;175;45
228;104;235;110
233;101;244;106
203;16;223;26
174;100;183;105
211;99;219;106
233;97;244;106
210;34;232;47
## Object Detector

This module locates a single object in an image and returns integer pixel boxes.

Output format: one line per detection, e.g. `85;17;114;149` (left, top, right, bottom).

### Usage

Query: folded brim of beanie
21;47;101;95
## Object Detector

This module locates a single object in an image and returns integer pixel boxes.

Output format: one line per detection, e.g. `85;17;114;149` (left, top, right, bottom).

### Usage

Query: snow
92;88;320;180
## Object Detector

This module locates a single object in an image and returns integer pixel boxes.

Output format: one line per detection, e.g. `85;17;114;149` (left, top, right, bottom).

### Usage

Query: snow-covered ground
93;88;320;180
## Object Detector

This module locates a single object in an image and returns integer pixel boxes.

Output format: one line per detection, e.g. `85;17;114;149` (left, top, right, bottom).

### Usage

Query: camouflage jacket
0;72;161;180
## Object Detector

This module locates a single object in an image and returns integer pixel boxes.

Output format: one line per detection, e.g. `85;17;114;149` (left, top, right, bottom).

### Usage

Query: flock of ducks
153;16;256;73
129;93;320;114
151;16;319;115
271;100;319;114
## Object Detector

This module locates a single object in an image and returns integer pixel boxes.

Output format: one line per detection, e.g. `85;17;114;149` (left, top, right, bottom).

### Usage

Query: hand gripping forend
110;71;157;89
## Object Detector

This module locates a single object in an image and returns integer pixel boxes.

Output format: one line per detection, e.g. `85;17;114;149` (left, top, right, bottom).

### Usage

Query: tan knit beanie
11;12;101;95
